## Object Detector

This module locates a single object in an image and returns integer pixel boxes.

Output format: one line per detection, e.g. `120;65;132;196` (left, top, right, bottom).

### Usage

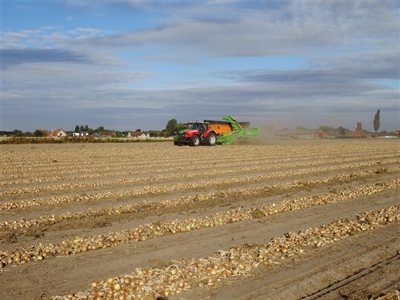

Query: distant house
127;131;147;138
73;129;89;137
48;129;67;137
100;131;116;138
313;130;327;139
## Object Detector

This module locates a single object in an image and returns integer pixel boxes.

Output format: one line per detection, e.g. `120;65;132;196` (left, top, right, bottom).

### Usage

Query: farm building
0;131;15;136
347;131;372;138
346;122;372;138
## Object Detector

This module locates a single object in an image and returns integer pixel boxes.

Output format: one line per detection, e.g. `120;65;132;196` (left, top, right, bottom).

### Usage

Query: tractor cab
189;122;208;132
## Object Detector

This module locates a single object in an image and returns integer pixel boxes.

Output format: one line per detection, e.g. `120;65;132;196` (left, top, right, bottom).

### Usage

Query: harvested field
0;139;399;300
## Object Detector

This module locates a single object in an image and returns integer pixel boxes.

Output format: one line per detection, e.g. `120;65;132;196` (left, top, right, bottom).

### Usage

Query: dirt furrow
1;187;398;300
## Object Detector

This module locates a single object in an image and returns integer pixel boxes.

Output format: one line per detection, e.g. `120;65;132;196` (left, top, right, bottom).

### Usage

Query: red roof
49;129;67;137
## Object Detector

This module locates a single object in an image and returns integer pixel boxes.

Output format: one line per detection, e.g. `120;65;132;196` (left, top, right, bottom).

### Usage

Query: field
1;140;399;300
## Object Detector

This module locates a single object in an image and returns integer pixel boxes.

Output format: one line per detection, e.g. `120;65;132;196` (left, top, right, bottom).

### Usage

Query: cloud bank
1;0;399;132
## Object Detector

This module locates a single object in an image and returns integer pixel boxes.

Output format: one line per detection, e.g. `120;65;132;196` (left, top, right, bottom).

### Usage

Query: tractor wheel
205;132;217;146
189;135;200;147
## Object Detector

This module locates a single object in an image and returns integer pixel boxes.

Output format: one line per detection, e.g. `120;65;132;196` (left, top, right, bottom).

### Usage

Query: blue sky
1;0;399;132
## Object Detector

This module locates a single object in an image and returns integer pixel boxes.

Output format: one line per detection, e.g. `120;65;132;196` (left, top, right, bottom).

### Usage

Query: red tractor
174;121;217;146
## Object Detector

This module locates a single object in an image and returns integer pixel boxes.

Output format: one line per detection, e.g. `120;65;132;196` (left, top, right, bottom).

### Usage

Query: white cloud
79;0;397;60
1;30;42;48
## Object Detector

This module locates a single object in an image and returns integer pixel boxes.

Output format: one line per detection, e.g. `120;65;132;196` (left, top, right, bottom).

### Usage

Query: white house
48;129;67;137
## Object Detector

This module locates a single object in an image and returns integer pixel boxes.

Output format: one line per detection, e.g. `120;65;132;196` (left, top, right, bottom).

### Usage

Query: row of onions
44;204;400;300
1;177;398;270
1;167;398;234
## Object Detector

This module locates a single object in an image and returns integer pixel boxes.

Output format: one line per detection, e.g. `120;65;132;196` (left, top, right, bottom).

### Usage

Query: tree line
6;109;386;138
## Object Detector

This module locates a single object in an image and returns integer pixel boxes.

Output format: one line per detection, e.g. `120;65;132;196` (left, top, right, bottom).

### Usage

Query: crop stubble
0;140;399;300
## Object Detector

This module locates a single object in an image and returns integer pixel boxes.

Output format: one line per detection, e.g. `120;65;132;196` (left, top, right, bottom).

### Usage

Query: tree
34;129;45;137
373;109;380;133
96;126;105;132
319;125;331;133
165;119;178;136
75;125;80;132
176;123;186;131
13;129;23;136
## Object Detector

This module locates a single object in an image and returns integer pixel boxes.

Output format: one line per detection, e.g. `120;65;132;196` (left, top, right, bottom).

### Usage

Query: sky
1;0;399;132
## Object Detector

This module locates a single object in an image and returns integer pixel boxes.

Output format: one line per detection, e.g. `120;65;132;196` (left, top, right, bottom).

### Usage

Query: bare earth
0;139;399;300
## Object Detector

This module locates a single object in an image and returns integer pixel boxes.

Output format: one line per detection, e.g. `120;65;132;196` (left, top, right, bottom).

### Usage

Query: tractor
174;121;217;146
174;116;258;146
